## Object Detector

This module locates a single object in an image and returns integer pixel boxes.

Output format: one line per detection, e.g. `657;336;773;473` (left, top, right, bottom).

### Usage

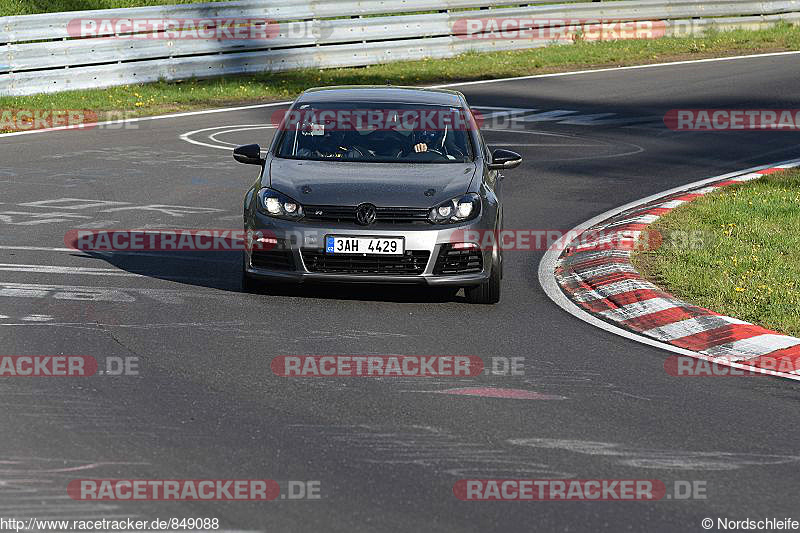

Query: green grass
0;0;228;16
2;23;800;124
633;170;800;338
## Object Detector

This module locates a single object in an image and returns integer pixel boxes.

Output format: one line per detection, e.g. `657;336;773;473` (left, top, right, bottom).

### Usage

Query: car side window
469;107;490;162
471;116;497;190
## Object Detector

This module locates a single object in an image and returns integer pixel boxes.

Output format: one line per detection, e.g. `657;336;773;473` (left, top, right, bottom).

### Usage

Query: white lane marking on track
537;157;800;382
0;282;186;304
0;246;232;263
0;211;92;225
611;390;652;401
0;246;236;264
515;110;578;122
0;245;74;252
481;128;646;161
1;50;798;140
577;116;662;127
474;107;537;119
474;106;661;129
74;219;122;229
20;314;53;322
180;124;276;150
208;125;277;147
18;198;130;210
515;130;645;161
481;128;570;137
0;263;142;277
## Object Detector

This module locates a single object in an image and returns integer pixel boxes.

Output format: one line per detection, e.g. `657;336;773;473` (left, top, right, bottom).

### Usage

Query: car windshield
274;102;474;163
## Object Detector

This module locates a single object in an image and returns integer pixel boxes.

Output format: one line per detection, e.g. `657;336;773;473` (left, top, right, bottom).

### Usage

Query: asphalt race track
2;54;800;531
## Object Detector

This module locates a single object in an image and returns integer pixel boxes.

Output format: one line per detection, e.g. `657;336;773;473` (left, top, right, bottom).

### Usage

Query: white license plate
325;236;404;255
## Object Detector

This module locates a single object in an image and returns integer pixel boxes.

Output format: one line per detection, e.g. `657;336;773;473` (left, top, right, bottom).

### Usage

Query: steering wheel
345;145;372;159
405;150;449;162
401;142;445;157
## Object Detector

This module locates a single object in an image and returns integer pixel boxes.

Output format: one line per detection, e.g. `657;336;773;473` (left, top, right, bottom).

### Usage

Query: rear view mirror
488;149;523;170
233;144;265;165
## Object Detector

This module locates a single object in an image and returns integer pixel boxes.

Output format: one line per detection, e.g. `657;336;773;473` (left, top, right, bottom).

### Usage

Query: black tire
465;257;501;304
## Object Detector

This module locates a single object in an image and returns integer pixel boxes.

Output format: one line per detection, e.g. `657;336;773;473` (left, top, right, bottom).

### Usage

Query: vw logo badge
355;203;377;226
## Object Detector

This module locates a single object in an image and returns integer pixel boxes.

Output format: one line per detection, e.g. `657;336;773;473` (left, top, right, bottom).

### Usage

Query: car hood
266;158;477;208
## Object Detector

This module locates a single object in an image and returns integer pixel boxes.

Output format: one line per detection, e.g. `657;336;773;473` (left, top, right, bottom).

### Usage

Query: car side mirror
233;144;265;165
488;149;523;170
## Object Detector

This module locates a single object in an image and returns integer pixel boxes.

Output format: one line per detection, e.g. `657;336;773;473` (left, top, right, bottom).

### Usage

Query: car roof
296;86;464;106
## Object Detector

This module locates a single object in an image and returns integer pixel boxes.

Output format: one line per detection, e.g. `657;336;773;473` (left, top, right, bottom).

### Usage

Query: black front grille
251;249;295;270
302;250;430;275
304;205;431;224
434;245;484;274
375;207;431;224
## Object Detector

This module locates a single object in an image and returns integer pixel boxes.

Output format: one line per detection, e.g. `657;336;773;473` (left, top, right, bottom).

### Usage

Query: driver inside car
412;129;444;153
411;128;464;160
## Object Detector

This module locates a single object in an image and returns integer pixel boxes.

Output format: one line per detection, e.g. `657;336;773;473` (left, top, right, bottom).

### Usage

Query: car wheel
465;257;501;304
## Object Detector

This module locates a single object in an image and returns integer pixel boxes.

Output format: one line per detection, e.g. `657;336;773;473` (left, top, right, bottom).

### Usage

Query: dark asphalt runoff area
1;53;799;532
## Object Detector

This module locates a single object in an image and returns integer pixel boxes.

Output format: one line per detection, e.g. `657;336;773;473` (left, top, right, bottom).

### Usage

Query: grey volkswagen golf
235;86;522;304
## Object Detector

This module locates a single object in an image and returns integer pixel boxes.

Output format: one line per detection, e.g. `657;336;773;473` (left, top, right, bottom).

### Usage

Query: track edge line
538;157;800;382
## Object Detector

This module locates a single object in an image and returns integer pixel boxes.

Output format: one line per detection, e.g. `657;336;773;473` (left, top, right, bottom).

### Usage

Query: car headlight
257;188;304;220
429;193;481;224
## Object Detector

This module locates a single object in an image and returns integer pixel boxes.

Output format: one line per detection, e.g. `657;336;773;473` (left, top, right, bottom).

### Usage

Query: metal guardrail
1;0;799;95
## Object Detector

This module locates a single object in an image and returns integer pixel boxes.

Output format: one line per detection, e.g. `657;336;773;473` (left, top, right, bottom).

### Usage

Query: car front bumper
243;212;496;286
